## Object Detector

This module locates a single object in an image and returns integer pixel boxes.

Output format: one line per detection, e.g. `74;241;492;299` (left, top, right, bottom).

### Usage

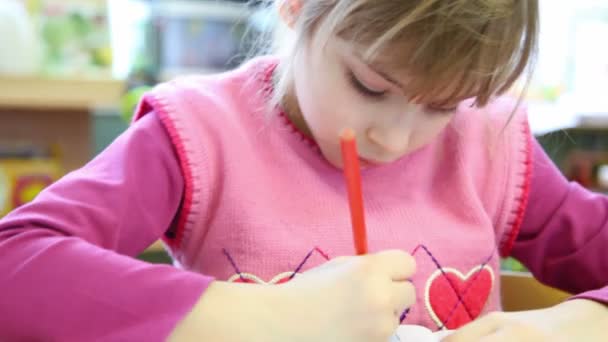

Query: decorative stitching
399;308;410;323
223;243;496;331
143;94;195;249
289;246;331;280
222;248;245;282
228;271;297;284
500;119;533;257
142;59;282;251
223;247;331;284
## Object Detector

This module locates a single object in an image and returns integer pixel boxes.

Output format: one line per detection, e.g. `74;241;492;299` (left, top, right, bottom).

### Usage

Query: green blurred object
120;86;152;123
24;0;43;14
138;250;171;264
501;257;529;272
32;1;112;77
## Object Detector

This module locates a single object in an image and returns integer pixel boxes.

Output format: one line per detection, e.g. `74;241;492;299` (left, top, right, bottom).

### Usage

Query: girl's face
289;37;458;169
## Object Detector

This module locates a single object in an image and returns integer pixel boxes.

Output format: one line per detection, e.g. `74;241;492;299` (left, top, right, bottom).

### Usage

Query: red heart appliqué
425;265;494;329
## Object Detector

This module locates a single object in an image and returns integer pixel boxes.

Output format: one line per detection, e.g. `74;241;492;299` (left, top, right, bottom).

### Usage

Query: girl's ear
278;0;303;28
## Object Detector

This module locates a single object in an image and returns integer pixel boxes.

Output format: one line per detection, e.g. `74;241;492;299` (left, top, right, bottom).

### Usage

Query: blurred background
0;0;272;221
0;0;607;269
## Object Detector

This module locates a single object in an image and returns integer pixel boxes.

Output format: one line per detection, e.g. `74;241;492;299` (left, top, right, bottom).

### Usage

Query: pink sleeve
513;139;608;304
0;112;213;341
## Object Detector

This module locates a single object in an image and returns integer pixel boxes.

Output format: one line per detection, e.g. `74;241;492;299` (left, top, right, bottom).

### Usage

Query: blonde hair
269;0;538;112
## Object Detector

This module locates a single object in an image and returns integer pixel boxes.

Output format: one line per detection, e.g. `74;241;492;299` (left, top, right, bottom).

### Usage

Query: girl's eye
346;70;387;99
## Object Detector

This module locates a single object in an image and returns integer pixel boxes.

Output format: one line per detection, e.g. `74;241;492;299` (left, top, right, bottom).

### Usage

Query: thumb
371;250;416;281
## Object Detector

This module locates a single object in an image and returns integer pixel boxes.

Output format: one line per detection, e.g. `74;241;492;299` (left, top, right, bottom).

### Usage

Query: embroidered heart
425;265;494;329
227;271;296;285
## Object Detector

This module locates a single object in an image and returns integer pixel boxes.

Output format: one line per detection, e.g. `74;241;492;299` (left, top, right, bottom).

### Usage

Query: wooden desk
501;271;570;311
0;76;124;171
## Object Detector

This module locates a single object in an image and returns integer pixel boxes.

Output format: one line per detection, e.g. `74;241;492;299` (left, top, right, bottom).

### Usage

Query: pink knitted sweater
134;57;532;329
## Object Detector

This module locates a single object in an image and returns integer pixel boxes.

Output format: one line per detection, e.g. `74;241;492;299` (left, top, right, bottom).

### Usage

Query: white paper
389;325;452;342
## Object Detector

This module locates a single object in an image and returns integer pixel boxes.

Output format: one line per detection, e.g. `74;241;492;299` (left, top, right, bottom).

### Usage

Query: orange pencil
340;128;368;255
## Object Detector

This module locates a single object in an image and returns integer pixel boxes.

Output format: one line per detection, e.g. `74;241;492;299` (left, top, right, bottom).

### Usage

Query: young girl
1;0;607;341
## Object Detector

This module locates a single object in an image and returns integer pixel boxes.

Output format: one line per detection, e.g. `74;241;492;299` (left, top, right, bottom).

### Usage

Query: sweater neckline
256;57;325;157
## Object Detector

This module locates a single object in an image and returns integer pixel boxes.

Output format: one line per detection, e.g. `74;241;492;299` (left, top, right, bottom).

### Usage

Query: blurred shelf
159;67;225;81
150;0;252;20
586;188;608;195
529;95;608;135
0;76;125;111
0;75;121;171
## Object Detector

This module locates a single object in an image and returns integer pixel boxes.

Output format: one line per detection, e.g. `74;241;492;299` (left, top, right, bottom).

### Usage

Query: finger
372;250;416;280
302;255;351;275
479;323;546;342
442;312;504;342
321;255;352;268
391;280;416;315
477;330;515;342
327;255;350;264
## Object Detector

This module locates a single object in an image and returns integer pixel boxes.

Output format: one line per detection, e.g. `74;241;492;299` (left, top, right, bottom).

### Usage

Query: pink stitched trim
278;110;319;148
499;120;533;257
143;94;194;249
259;62;320;150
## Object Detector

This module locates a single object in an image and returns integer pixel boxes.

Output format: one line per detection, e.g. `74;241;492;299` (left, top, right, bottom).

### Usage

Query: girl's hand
169;250;416;342
279;249;417;342
443;299;608;342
